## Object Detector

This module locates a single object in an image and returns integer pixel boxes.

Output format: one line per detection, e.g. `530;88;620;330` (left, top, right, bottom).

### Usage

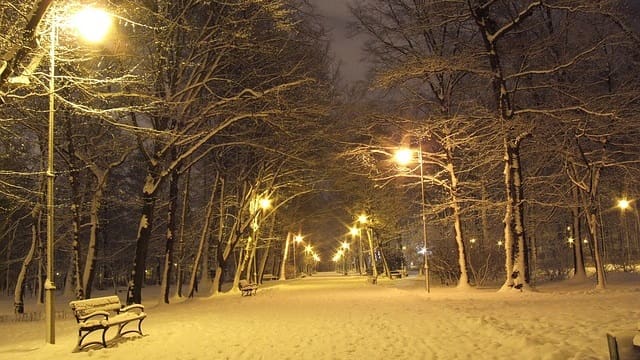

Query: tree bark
160;162;180;304
187;173;218;298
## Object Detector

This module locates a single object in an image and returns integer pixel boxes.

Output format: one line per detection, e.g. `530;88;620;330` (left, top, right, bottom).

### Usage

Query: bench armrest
77;310;110;322
119;304;144;314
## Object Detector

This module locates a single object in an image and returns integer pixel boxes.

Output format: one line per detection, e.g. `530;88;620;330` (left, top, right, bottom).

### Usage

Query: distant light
294;234;303;243
357;214;368;224
349;226;359;236
497;240;503;247
568;237;575;244
618;198;630;210
470;238;476;244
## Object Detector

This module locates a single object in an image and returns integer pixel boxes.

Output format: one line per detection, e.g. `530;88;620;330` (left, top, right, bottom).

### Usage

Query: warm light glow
618;198;630;210
312;253;320;262
394;148;414;166
294;234;303;243
305;244;313;254
349;226;359;236
357;214;368;224
70;7;112;43
497;240;503;247
259;198;272;210
568;237;575;244
470;238;476;244
341;241;350;250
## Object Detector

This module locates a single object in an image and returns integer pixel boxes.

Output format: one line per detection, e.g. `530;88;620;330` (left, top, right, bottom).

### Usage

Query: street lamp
358;214;378;280
341;241;350;275
349;226;363;274
393;143;430;292
45;5;112;344
617;198;632;270
304;244;313;274
293;234;303;278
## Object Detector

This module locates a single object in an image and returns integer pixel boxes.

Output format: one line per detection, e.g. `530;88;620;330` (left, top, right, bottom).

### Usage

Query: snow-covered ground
1;272;640;359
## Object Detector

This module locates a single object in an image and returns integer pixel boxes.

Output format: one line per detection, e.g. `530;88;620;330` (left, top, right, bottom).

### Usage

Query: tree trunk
257;214;277;283
126;172;159;305
82;186;103;299
447;157;470;289
160;164;180;304
579;170;606;289
511;139;531;289
212;179;227;294
279;232;291;280
176;168;191;298
14;202;42;313
187;174;218;298
571;185;587;280
500;139;516;291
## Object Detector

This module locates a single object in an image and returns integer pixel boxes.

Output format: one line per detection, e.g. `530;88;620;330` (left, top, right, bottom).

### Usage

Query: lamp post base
45;282;56;344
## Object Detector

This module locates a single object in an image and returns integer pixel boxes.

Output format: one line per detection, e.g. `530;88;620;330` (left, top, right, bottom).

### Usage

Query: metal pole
358;229;365;275
293;242;297;279
45;21;57;344
366;227;377;278
419;141;430;293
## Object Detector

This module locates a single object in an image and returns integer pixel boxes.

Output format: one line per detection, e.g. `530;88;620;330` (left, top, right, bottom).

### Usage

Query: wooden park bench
389;270;403;279
239;279;258;296
262;273;278;281
69;295;146;350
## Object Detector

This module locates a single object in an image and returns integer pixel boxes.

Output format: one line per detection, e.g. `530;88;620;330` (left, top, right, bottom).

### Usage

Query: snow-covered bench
389;270;403;279
262;273;278;281
69;295;146;350
239;279;258;296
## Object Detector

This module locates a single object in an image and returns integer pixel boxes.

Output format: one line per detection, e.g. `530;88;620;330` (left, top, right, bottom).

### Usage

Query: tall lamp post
45;6;112;344
394;143;430;292
293;234;303;278
341;241;350;275
349;226;363;274
358;214;378;279
617;198;632;270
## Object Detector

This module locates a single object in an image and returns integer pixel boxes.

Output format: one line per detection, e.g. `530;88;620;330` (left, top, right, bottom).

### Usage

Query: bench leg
117;318;145;337
77;327;109;350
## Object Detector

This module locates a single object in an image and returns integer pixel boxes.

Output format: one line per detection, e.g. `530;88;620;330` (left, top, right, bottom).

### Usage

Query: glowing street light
45;5;112;344
618;198;630;210
617;198;633;270
293;234;303;278
393;143;430;292
259;197;272;210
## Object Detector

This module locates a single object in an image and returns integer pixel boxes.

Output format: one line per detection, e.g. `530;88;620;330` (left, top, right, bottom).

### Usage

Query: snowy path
1;273;640;359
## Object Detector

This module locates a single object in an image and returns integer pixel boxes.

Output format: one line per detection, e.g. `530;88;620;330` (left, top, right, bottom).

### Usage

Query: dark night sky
310;0;369;84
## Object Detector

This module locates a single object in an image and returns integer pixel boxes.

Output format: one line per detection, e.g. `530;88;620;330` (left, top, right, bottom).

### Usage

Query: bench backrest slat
69;295;122;317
